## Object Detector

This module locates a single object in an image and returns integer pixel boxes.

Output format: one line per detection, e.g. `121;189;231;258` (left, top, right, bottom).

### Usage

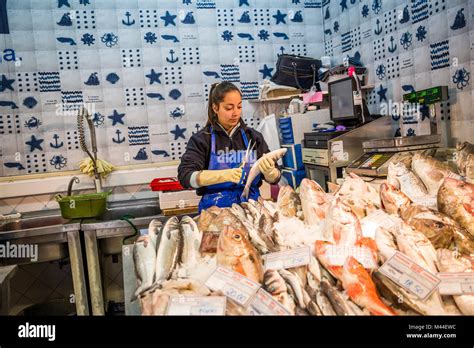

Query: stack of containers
278;114;310;188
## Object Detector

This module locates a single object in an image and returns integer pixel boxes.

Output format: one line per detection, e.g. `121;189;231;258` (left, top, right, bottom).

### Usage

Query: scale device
346;134;440;177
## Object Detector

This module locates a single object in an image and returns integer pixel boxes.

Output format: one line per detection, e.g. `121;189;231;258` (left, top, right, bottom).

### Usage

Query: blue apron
198;126;261;212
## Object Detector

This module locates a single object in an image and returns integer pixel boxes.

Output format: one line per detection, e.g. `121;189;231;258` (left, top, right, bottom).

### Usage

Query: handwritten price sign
379;252;440;300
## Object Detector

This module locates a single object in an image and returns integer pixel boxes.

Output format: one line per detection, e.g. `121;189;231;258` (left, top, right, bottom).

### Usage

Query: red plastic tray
150;177;184;192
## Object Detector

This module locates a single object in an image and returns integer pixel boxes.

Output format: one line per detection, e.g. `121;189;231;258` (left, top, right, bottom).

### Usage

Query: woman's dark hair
206;82;242;127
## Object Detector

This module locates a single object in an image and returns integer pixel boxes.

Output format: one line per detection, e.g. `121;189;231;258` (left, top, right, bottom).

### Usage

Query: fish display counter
127;142;474;316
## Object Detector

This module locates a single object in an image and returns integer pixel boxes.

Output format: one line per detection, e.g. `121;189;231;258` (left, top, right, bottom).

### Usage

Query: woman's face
213;91;242;131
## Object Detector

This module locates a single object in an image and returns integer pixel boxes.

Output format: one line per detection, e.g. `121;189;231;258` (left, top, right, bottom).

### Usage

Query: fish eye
233;234;241;241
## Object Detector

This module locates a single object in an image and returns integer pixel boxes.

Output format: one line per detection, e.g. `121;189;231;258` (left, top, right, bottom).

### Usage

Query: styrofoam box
158;190;200;209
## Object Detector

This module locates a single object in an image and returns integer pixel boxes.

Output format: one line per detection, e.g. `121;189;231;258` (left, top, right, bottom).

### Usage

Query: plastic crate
150;177;184;192
55;192;109;219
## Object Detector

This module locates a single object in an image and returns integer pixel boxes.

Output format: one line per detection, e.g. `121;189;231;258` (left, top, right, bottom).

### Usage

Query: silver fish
373;271;448;315
392;222;438;274
320;279;356;316
315;290;337;316
412;154;457;195
437;249;474;315
229;205;269;254
148;219;163;251
242;148;288;198
263;269;296;314
155;216;183;282
180;216;202;271
387;162;428;201
133;234;157;300
278;269;306;308
374;227;398;264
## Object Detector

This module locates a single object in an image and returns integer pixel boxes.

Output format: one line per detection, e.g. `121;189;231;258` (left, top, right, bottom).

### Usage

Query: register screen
330;78;355;120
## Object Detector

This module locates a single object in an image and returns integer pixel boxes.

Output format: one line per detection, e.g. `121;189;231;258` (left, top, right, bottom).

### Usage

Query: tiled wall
321;0;473;145
0;0;325;178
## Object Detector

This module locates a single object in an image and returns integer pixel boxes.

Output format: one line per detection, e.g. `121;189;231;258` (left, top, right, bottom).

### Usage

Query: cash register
302;76;364;189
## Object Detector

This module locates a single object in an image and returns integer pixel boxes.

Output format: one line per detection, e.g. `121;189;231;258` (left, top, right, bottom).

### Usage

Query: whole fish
250;199;279;251
197;208;223;254
197;208;219;232
216;224;264;283
277;185;302;218
452;225;474;258
391;151;416;169
374;227;398;264
155;216;183;282
314;241;343;280
148;219;163;250
299;179;328;225
229;205;269;254
259;197;279;220
320;279;357;316
399;204;454;249
392;222;438;274
341;257;396;316
230;203;247;221
336;172;381;207
325;198;362;245
437;249;474;315
454;141;474;178
387;162;428;201
412;154;458;195
263;269;296;314
315;290;337;315
438;178;474;237
179;216;202;271
340;197;377;220
242;148;287;198
242;201;261;223
373;271;448;315
380;183;411;215
133;234;157;300
278;269;306;309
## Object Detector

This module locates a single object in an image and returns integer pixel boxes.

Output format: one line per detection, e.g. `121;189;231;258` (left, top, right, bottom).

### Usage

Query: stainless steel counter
0;212;89;315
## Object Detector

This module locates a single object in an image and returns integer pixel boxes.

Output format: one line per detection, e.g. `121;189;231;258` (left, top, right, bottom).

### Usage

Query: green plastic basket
55;191;110;219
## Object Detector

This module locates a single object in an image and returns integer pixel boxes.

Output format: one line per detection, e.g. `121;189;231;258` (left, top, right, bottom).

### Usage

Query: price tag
360;209;401;239
437;273;474;295
379;251;441;300
247;288;292;316
411;195;438;209
331;141;344;161
205;266;261;307
263;246;311;271
325;244;377;269
166;296;226;316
